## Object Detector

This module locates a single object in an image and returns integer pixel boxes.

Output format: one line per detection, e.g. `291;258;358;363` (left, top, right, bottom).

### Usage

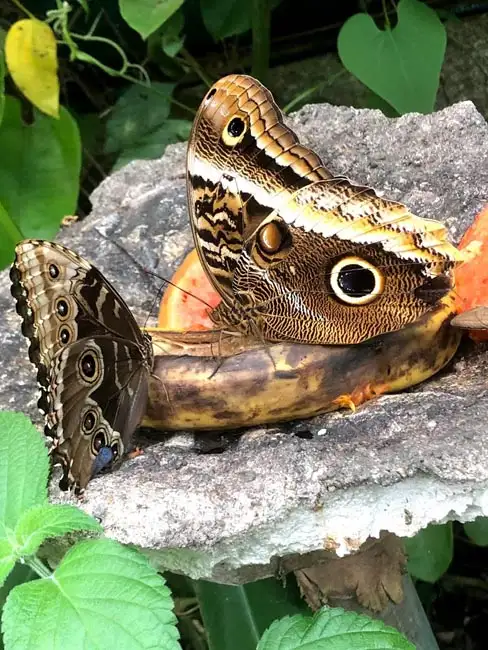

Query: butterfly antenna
103;236;215;325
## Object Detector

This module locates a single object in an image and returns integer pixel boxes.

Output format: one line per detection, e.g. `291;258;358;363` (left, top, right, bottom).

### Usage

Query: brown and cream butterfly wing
218;180;468;345
10;239;153;493
47;336;150;492
187;74;332;300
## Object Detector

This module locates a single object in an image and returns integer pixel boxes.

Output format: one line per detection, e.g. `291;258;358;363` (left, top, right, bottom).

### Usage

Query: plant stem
180;49;213;88
10;0;35;19
251;0;271;84
382;0;391;29
282;70;347;114
26;556;52;579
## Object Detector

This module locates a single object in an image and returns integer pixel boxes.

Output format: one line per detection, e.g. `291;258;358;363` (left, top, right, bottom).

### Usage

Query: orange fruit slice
454;204;488;340
158;248;221;331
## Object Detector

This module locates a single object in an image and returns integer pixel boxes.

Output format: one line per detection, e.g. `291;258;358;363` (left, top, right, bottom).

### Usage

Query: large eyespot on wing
329;256;384;306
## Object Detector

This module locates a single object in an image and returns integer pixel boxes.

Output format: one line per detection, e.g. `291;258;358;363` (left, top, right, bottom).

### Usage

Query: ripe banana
143;293;461;431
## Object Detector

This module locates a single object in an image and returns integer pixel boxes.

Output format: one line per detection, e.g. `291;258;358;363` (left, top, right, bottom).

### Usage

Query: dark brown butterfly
10;239;153;493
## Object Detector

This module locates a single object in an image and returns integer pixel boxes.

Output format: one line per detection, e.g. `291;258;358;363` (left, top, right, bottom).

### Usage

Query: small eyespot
92;431;105;453
60;328;70;344
204;87;217;104
329;256;384;305
56;298;69;318
83;410;96;433
222;115;247;147
257;221;289;255
80;352;97;379
49;263;60;279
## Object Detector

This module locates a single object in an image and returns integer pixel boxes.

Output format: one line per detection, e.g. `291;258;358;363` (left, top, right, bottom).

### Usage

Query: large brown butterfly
187;75;466;345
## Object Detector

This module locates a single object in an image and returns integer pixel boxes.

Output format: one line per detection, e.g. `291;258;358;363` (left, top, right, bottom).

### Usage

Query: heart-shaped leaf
338;0;446;115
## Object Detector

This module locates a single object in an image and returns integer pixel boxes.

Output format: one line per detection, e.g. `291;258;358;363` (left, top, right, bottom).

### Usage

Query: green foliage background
0;1;485;648
0;0;449;269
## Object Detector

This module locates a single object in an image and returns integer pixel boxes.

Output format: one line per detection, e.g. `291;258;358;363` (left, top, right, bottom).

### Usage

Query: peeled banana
143;293;461;431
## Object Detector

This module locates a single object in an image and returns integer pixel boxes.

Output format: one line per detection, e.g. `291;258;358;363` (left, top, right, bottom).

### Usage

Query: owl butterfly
187;75;466;345
10;240;153;494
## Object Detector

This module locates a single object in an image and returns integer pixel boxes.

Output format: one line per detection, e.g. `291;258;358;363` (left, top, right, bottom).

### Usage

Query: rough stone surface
2;100;488;582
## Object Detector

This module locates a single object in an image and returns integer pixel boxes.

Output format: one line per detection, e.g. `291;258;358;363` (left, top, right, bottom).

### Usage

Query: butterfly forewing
187;74;332;303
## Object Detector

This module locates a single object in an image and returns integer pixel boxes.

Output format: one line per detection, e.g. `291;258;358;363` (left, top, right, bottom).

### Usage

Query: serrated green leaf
338;0;446;114
0;539;15;587
464;517;488;546
2;538;181;650
120;0;184;39
161;9;185;58
113;118;191;170
15;504;102;557
258;607;414;650
0;413;48;534
105;82;175;154
0;96;81;239
404;522;453;582
201;0;282;41
0;563;37;619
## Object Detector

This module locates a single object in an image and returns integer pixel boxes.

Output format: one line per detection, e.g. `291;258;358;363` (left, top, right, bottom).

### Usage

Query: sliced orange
158;248;221;331
454;204;488;341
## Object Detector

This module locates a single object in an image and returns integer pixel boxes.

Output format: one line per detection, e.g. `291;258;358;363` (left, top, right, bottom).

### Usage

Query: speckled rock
1;100;488;582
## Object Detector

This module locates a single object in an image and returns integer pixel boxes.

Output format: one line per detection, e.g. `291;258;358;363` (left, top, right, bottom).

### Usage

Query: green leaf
0;412;48;534
201;0;282;41
15;504;102;557
2;538;181;650
105;82;175;154
113;118;191;170
404;522;453;582
0;200;22;269
0;539;15;587
338;0;446;114
464;517;488;546
194;577;309;650
0;44;5;127
0;96;81;240
161;9;185;58
258;608;414;650
120;0;184;39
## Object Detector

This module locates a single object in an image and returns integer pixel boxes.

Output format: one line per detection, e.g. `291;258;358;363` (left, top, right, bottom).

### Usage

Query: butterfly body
11;240;153;493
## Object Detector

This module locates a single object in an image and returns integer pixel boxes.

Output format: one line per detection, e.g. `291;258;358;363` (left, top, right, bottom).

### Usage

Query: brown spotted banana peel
142;292;461;431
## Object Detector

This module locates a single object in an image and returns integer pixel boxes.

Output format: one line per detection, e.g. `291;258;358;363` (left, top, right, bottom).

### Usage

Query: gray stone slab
2;100;488;582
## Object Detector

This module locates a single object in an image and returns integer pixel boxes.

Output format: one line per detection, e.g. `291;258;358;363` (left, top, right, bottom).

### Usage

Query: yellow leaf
5;19;59;118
